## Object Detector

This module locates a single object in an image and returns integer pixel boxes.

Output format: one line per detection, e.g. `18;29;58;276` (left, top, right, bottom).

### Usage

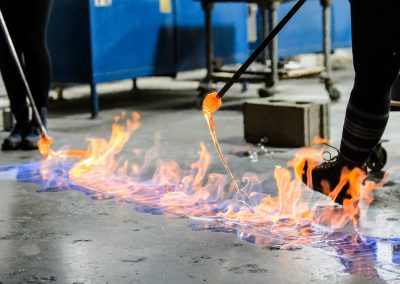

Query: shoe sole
21;144;38;151
2;143;21;151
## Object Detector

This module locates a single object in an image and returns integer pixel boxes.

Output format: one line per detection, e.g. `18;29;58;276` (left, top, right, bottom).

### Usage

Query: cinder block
243;98;330;147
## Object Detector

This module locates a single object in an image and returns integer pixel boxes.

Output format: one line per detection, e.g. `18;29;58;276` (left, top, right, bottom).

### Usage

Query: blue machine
47;0;249;117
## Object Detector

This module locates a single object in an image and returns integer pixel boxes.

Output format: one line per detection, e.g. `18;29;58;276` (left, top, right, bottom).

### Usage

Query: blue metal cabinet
47;0;250;117
48;0;177;117
89;0;176;83
47;1;92;83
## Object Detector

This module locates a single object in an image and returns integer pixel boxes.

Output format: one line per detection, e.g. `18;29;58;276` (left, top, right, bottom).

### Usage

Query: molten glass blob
38;135;54;157
202;92;256;208
202;92;239;189
202;92;222;114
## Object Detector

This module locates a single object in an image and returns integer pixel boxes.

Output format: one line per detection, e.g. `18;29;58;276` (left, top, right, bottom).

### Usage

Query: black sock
340;103;389;166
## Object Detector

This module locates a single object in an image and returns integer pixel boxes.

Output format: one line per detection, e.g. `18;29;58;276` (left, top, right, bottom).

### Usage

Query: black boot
2;123;30;150
32;107;47;129
301;152;367;205
21;125;40;150
21;107;48;151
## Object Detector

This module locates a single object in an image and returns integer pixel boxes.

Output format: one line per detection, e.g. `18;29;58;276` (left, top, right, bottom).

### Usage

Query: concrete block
243;98;330;147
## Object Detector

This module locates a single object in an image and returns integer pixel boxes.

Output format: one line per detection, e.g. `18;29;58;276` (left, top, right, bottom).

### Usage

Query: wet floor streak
1;162;400;283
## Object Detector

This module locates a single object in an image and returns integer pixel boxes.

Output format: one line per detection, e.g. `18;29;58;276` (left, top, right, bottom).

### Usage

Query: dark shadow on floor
48;89;199;117
48;86;250;118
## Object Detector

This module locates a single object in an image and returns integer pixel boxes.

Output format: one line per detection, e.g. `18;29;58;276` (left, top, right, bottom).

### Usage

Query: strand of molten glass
202;92;259;212
38;136;88;159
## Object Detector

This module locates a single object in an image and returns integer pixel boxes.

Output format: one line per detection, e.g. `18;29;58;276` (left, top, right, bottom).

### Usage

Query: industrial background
1;0;400;283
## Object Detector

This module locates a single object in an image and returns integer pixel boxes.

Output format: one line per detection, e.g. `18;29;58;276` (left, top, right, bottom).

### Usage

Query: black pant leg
349;0;400;114
20;0;53;109
340;0;400;165
0;1;29;124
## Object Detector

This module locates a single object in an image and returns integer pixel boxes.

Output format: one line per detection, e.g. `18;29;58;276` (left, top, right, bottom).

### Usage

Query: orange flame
37;111;385;241
312;136;331;145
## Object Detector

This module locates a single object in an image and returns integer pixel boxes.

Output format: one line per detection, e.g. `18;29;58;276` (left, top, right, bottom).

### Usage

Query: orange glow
36;111;386;241
38;136;88;159
38;135;54;157
312;136;331;145
202;92;222;113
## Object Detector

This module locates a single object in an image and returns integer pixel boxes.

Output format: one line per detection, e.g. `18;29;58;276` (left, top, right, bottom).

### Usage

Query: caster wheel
241;82;249;93
258;87;275;98
366;142;387;171
327;84;341;101
213;58;224;70
132;78;139;91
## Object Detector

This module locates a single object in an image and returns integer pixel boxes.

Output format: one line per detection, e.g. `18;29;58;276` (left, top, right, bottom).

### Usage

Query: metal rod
321;0;332;79
217;0;307;99
261;5;268;63
0;8;48;138
269;2;279;87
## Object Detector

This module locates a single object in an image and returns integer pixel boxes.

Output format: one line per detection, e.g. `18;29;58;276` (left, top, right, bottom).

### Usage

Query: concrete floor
1;63;400;283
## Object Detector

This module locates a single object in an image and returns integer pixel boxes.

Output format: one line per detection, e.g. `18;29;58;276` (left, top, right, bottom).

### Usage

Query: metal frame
199;0;341;100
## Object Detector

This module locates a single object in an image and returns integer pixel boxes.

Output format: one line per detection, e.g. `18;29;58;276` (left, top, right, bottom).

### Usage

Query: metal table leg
90;81;99;118
204;1;214;83
321;0;340;100
269;1;279;88
258;1;279;98
261;5;269;65
197;1;215;107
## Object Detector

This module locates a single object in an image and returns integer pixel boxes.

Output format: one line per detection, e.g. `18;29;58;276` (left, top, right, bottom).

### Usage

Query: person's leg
340;0;400;166
19;0;53;149
302;0;400;204
21;0;53;120
0;1;31;150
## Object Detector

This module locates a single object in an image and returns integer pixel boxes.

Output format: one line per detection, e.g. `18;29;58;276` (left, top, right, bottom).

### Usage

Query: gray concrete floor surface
1;64;400;283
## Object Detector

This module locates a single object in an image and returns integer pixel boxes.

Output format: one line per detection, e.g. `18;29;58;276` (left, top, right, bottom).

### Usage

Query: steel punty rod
217;0;307;99
0;8;48;138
